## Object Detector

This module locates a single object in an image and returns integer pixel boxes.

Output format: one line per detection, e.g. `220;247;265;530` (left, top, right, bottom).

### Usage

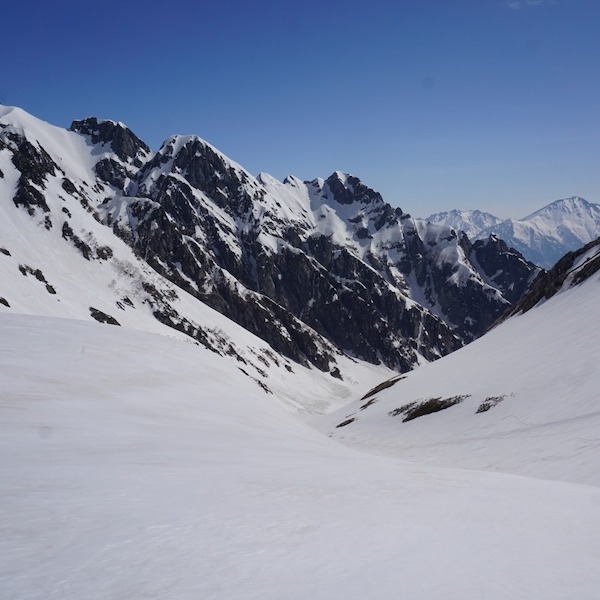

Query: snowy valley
2;105;600;599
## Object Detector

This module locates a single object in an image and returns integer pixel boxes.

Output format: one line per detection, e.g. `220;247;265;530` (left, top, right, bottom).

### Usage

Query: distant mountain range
425;208;504;239
0;105;539;379
426;197;600;268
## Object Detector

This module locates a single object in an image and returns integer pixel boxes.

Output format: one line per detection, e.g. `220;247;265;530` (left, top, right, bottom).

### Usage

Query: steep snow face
2;314;600;600
425;208;504;238
318;251;600;485
476;197;600;268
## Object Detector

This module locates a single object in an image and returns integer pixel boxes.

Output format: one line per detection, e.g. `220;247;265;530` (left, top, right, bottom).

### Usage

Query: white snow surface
319;260;600;486
2;314;600;600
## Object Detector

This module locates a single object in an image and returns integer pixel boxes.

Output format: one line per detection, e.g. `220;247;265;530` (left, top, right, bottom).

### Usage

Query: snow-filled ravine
2;314;600;599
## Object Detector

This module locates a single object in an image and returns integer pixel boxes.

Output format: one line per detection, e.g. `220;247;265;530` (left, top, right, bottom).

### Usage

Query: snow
320;263;600;486
475;197;600;268
425;208;504;238
2;314;600;599
0;104;123;184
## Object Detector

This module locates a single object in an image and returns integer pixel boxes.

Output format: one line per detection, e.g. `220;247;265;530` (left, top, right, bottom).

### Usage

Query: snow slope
320;242;600;485
2;314;600;599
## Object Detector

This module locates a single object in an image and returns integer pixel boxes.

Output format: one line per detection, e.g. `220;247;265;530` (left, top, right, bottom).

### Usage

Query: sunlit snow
2;315;600;599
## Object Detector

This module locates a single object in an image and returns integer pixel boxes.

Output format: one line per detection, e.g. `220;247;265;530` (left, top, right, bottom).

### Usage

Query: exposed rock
2;107;542;374
468;234;540;304
89;307;120;326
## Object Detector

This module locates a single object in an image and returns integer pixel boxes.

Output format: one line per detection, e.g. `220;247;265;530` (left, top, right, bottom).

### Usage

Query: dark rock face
467;234;540;304
324;172;384;206
102;145;521;369
70;118;151;192
89;307;120;326
70;117;150;163
109;138;540;369
6;133;58;215
99;142;474;370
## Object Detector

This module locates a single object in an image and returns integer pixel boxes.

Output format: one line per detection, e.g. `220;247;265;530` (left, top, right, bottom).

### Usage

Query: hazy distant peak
475;196;600;268
523;196;594;220
425;209;504;238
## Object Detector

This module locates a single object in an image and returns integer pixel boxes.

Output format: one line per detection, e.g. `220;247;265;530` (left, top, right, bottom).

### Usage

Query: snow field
2;315;600;599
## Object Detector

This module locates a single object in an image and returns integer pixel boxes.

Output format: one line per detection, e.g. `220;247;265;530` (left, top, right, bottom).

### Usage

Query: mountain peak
523;196;592;220
1;103;539;373
70;116;150;162
474;197;600;268
323;172;384;206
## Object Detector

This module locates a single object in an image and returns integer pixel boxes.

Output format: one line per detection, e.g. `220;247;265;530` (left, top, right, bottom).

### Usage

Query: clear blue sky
2;0;599;218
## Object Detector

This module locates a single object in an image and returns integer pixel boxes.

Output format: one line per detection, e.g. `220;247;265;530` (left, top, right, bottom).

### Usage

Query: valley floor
2;315;600;599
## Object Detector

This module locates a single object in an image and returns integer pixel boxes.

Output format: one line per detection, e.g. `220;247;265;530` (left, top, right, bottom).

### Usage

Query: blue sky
2;0;599;218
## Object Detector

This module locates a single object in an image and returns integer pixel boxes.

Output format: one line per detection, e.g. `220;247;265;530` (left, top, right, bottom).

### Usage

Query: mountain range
0;105;538;378
427;197;600;268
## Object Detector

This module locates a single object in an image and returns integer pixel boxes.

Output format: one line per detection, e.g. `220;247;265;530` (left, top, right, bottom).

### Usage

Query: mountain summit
427;198;600;268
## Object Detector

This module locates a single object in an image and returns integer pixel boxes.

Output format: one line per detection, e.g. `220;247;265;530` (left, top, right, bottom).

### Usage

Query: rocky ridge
1;105;539;374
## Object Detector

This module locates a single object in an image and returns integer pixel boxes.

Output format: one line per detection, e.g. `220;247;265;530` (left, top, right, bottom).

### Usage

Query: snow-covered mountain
320;236;600;485
426;208;503;238
0;105;393;410
0;104;537;375
475;197;600;268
